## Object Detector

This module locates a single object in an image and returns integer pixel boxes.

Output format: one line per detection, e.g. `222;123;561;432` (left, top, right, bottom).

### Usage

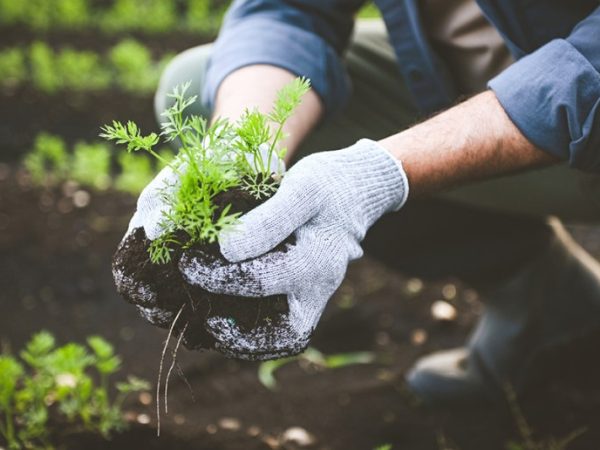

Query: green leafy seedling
101;77;310;264
0;48;26;89
0;331;149;449
30;42;61;94
56;49;111;91
24;133;69;185
109;39;163;94
115;152;155;195
258;347;375;390
71;141;112;189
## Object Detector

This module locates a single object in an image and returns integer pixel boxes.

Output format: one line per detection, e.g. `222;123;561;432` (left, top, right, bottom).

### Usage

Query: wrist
342;139;410;222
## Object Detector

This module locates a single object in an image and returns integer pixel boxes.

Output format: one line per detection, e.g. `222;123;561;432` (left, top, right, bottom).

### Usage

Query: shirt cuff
202;17;351;121
489;39;600;172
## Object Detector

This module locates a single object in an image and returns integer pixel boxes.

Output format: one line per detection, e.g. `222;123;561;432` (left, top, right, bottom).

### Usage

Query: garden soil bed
2;166;600;449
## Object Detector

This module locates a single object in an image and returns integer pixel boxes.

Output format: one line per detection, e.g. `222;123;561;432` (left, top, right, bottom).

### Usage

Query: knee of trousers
154;44;213;126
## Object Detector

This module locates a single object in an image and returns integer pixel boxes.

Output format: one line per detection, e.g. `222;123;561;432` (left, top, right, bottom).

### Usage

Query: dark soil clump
112;185;296;357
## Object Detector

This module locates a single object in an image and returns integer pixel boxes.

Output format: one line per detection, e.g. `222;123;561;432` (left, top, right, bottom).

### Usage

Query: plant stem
5;408;15;447
267;121;285;175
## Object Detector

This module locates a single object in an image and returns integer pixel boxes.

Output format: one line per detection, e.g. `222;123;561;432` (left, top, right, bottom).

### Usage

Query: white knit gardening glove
114;146;283;327
179;139;409;359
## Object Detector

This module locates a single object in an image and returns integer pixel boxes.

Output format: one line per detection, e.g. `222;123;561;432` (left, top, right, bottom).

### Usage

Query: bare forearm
379;90;559;196
213;65;323;161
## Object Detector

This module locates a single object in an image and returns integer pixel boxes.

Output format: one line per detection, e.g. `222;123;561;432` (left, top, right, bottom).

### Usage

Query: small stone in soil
136;413;151;425
442;283;457;300
261;435;280;449
405;278;424;295
174;414;186;425
218;417;241;431
411;328;428;345
206;424;218;434
281;427;317;446
73;190;91;208
246;426;261;437
431;300;457;321
376;370;395;382
138;392;152;406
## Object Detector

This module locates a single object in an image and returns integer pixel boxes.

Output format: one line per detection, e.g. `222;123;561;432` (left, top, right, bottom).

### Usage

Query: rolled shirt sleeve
202;0;365;120
489;7;600;172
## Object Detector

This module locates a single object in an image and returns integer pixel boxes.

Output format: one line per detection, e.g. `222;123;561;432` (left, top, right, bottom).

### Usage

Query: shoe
406;218;600;405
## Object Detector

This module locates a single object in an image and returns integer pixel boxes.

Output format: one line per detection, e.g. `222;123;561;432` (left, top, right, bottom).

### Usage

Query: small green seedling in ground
24;133;70;185
373;445;392;450
30;42;61;94
71;142;112;190
0;48;26;89
23;132;168;195
53;0;90;29
185;0;226;33
56;49;111;92
258;347;375;390
114;152;155;195
101;77;311;264
109;39;159;94
100;0;177;33
0;331;149;450
0;0;27;24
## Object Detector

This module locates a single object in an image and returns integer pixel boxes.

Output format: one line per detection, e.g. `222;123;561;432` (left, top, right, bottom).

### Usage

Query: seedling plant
0;331;149;450
101;77;311;264
23;132;172;194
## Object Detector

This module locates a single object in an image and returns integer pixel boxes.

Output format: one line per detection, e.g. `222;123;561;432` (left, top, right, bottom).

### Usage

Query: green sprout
258;347;375;391
101;77;310;264
30;42;61;94
0;48;26;89
24;133;70;185
0;331;149;450
71;142;112;190
109;39;161;94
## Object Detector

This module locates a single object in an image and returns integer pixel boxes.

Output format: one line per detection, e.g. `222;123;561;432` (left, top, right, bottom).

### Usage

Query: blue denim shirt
203;0;600;172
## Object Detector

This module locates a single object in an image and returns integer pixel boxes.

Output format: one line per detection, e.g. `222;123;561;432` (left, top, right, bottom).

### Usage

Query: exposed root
156;304;185;437
176;362;196;402
165;321;189;414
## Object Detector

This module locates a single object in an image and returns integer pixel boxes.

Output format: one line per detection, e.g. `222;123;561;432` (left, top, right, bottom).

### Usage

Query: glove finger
136;305;174;328
113;264;158;308
131;164;181;240
179;245;296;297
206;316;310;359
219;179;318;262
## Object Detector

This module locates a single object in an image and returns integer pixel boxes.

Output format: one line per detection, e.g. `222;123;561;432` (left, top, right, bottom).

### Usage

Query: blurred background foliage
0;0;379;192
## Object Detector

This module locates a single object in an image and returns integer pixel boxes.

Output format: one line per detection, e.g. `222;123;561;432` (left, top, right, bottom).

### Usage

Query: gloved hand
179;139;409;358
113;145;284;329
113;163;180;326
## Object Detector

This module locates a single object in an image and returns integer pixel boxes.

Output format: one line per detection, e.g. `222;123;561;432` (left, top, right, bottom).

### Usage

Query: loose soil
113;184;295;355
2;168;600;449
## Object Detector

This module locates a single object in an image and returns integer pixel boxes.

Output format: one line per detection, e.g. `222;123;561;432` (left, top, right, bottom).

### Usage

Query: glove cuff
344;138;410;225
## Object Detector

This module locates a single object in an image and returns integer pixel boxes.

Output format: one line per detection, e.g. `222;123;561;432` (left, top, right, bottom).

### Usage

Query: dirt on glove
112;184;297;358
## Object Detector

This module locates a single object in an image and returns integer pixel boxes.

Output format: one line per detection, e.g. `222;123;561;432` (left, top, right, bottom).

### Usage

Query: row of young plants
24;132;172;195
0;331;148;449
0;0;227;35
0;40;173;94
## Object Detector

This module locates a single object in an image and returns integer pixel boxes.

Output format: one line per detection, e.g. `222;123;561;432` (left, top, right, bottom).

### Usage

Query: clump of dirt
112;184;297;358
